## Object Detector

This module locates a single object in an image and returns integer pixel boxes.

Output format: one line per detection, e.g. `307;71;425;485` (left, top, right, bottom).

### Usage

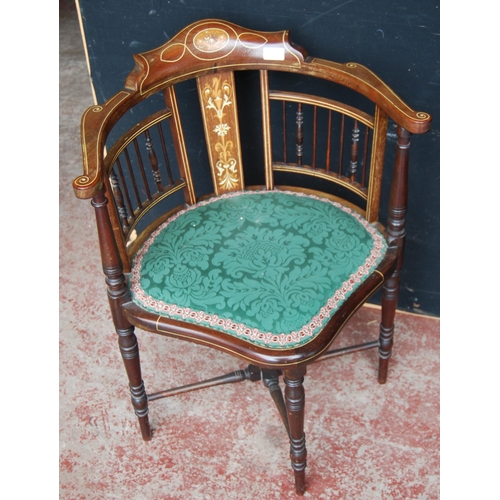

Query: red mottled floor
60;3;439;498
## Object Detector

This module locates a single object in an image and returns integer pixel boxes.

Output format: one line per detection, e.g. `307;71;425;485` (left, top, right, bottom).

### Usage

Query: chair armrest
73;91;133;199
307;59;432;135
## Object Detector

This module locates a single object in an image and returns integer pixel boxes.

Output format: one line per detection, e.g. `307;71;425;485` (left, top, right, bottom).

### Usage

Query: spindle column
91;190;152;440
284;365;307;495
378;126;411;384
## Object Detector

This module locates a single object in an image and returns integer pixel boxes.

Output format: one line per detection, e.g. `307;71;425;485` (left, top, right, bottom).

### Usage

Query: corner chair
72;19;431;495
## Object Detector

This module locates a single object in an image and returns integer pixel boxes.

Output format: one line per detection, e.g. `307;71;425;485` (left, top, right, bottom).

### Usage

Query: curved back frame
73;19;431;273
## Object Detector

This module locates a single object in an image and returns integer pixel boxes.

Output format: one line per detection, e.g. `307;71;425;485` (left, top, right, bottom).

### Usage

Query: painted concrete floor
59;3;439;498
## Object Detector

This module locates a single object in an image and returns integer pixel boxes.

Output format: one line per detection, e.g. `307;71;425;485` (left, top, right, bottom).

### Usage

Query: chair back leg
262;369;290;437
378;126;411;384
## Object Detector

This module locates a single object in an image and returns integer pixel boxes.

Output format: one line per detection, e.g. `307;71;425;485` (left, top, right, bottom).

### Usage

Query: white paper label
263;47;285;61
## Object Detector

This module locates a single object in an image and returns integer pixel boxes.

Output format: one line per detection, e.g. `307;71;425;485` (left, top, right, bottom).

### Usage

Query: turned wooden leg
283;366;307;495
378;271;399;384
91;192;152;440
262;369;290;437
117;325;152;441
379;126;411;384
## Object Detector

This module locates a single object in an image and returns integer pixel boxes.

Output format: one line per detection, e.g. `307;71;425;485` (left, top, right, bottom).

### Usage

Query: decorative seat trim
130;190;387;349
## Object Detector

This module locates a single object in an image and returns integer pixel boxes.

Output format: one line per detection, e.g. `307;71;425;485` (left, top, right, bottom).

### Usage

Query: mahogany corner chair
73;19;431;495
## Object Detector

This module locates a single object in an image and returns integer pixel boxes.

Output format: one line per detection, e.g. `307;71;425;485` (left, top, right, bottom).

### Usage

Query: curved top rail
124;19;307;96
305;59;431;134
123;18;430;133
73;18;431;199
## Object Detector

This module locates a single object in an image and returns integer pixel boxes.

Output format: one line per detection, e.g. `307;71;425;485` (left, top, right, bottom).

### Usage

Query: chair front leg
117;325;152;441
378;271;399;384
92;191;152;441
283;365;307;495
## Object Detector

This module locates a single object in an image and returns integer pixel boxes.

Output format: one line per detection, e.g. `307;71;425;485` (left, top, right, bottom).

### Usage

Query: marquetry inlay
197;72;244;194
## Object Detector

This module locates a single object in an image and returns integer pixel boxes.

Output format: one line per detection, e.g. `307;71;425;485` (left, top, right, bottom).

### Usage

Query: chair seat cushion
130;190;386;348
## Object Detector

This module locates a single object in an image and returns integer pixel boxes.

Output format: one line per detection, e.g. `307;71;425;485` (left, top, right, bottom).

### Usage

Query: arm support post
378;126;411;384
91;191;152;440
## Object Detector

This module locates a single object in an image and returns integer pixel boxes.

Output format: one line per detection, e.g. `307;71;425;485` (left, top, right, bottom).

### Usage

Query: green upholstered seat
130;190;387;349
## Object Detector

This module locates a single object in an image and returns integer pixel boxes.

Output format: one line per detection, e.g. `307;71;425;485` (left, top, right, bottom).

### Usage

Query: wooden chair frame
73;19;431;495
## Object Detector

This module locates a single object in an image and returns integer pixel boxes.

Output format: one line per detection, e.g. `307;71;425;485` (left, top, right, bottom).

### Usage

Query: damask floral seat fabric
131;190;387;349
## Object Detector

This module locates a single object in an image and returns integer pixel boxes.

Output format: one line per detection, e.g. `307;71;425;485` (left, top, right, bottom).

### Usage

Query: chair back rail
100;107;191;271
260;75;389;222
73;19;431;270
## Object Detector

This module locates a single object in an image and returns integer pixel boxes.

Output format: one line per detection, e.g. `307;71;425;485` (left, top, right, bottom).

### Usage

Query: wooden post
91;190;152;440
296;103;304;165
284;365;307;495
145;129;163;191
378;126;411;384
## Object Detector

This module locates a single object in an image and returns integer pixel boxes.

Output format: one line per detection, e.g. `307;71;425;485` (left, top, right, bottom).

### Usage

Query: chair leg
378;272;399;384
262;369;290;437
90;192;152;440
380;125;410;383
117;325;152;441
283;366;307;495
